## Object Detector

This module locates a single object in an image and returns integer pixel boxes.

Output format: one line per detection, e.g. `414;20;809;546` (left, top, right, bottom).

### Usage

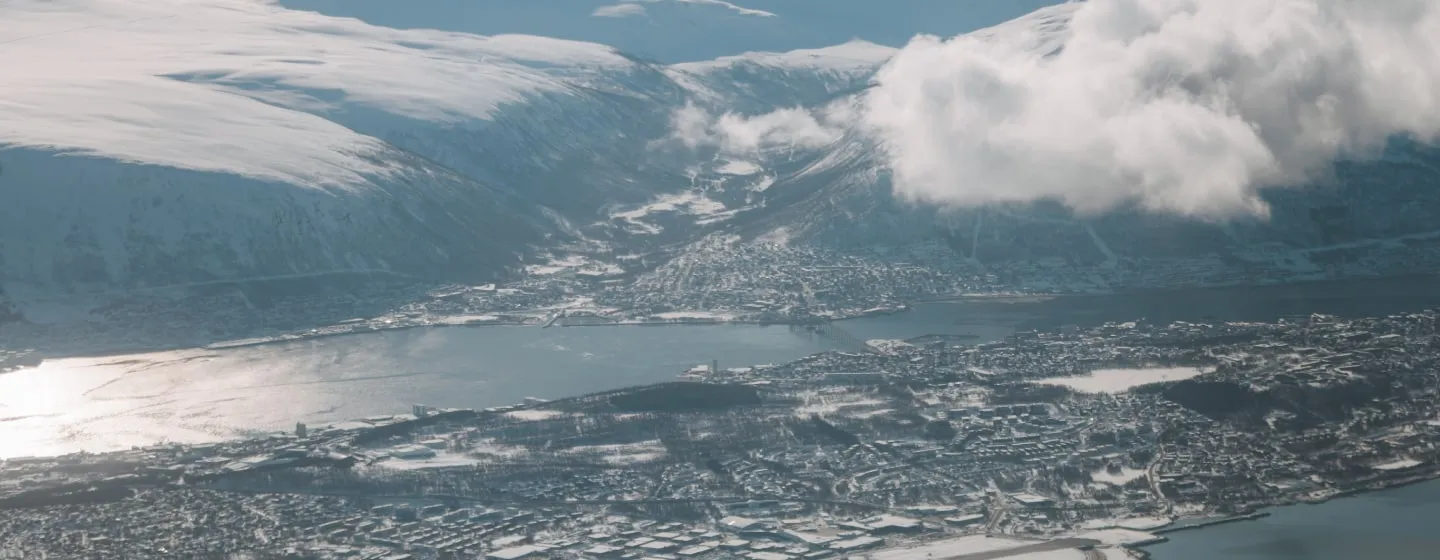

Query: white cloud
592;3;647;18
0;0;632;188
638;0;776;18
669;102;842;155
677;0;776;17
863;0;1440;219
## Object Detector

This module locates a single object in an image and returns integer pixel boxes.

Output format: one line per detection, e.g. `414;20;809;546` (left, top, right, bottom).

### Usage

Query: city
8;0;1440;559
5;310;1440;559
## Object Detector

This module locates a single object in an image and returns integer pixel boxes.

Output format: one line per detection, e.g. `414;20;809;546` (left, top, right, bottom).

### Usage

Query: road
940;538;1101;560
1147;451;1172;514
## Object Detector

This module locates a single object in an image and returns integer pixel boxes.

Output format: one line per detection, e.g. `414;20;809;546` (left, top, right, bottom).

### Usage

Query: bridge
790;322;879;354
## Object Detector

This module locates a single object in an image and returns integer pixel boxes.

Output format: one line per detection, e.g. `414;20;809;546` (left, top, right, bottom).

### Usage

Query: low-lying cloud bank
861;0;1440;219
668;102;844;155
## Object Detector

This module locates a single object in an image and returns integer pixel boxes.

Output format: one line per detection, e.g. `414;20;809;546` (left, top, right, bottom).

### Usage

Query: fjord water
5;275;1440;461
0;324;850;459
1144;478;1440;559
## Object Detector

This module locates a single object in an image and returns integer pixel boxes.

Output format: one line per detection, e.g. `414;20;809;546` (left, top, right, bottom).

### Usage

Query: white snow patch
866;339;914;354
1077;528;1164;547
505;409;566;422
1090;467;1148;486
1374;458;1423;471
610;190;733;233
524;255;623;277
566;440;668;465
435;314;504;325
612;191;728;223
795;396;885;416
715;160;763;176
373;451;482;471
676;39;895;75
1033;367;1212;394
650;311;737;321
469;439;529;460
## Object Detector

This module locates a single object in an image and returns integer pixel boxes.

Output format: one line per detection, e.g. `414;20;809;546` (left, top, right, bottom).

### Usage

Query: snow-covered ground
1374;458;1423;471
871;535;1083;560
524;255;624;277
715;160;763;176
1033;367;1213;394
373;451;483;471
1077;528;1166;547
648;311;739;321
2;0;637;187
565;440;667;465
1080;516;1174;531
504;409;567;422
673;39;897;77
469;439;529;460
610;191;730;234
865;339;915;354
794;394;886;416
1090;466;1148;486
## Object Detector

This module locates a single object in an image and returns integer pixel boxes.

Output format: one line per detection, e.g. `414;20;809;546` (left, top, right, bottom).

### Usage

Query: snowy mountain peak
2;0;642;188
674;39;897;74
9;0;1440;307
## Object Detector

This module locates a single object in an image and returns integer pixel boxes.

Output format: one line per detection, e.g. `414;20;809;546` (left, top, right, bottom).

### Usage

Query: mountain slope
668;40;895;109
0;146;556;293
8;0;1440;310
0;0;695;297
713;2;1440;291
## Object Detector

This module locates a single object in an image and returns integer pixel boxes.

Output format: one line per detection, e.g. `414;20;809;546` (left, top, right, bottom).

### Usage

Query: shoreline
10;271;1440;362
7;397;1439;559
8;274;1440;547
5;305;916;362
1130;466;1440;557
1149;511;1270;536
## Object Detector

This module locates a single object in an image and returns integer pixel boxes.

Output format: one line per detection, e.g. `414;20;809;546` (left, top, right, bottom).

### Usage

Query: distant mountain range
4;0;1440;312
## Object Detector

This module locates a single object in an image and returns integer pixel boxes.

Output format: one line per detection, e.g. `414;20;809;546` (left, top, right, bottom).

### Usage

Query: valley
7;2;1440;360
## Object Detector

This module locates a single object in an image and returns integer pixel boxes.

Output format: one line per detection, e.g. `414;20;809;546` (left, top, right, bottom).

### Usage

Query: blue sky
280;0;1063;62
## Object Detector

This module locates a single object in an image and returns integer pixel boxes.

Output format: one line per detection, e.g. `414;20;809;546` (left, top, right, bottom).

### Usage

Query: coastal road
1147;450;1171;514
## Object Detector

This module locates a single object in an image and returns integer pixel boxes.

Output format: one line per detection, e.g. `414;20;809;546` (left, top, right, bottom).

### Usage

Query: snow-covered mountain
0;0;915;301
668;40;895;109
695;2;1440;290
8;0;1440;309
1;0;695;296
0;146;554;293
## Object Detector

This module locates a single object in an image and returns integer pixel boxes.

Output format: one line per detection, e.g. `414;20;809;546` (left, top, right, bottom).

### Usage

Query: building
486;544;548;560
1010;493;1055;508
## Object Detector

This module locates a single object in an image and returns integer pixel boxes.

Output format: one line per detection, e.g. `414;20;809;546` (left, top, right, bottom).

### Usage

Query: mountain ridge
6;0;1440;315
